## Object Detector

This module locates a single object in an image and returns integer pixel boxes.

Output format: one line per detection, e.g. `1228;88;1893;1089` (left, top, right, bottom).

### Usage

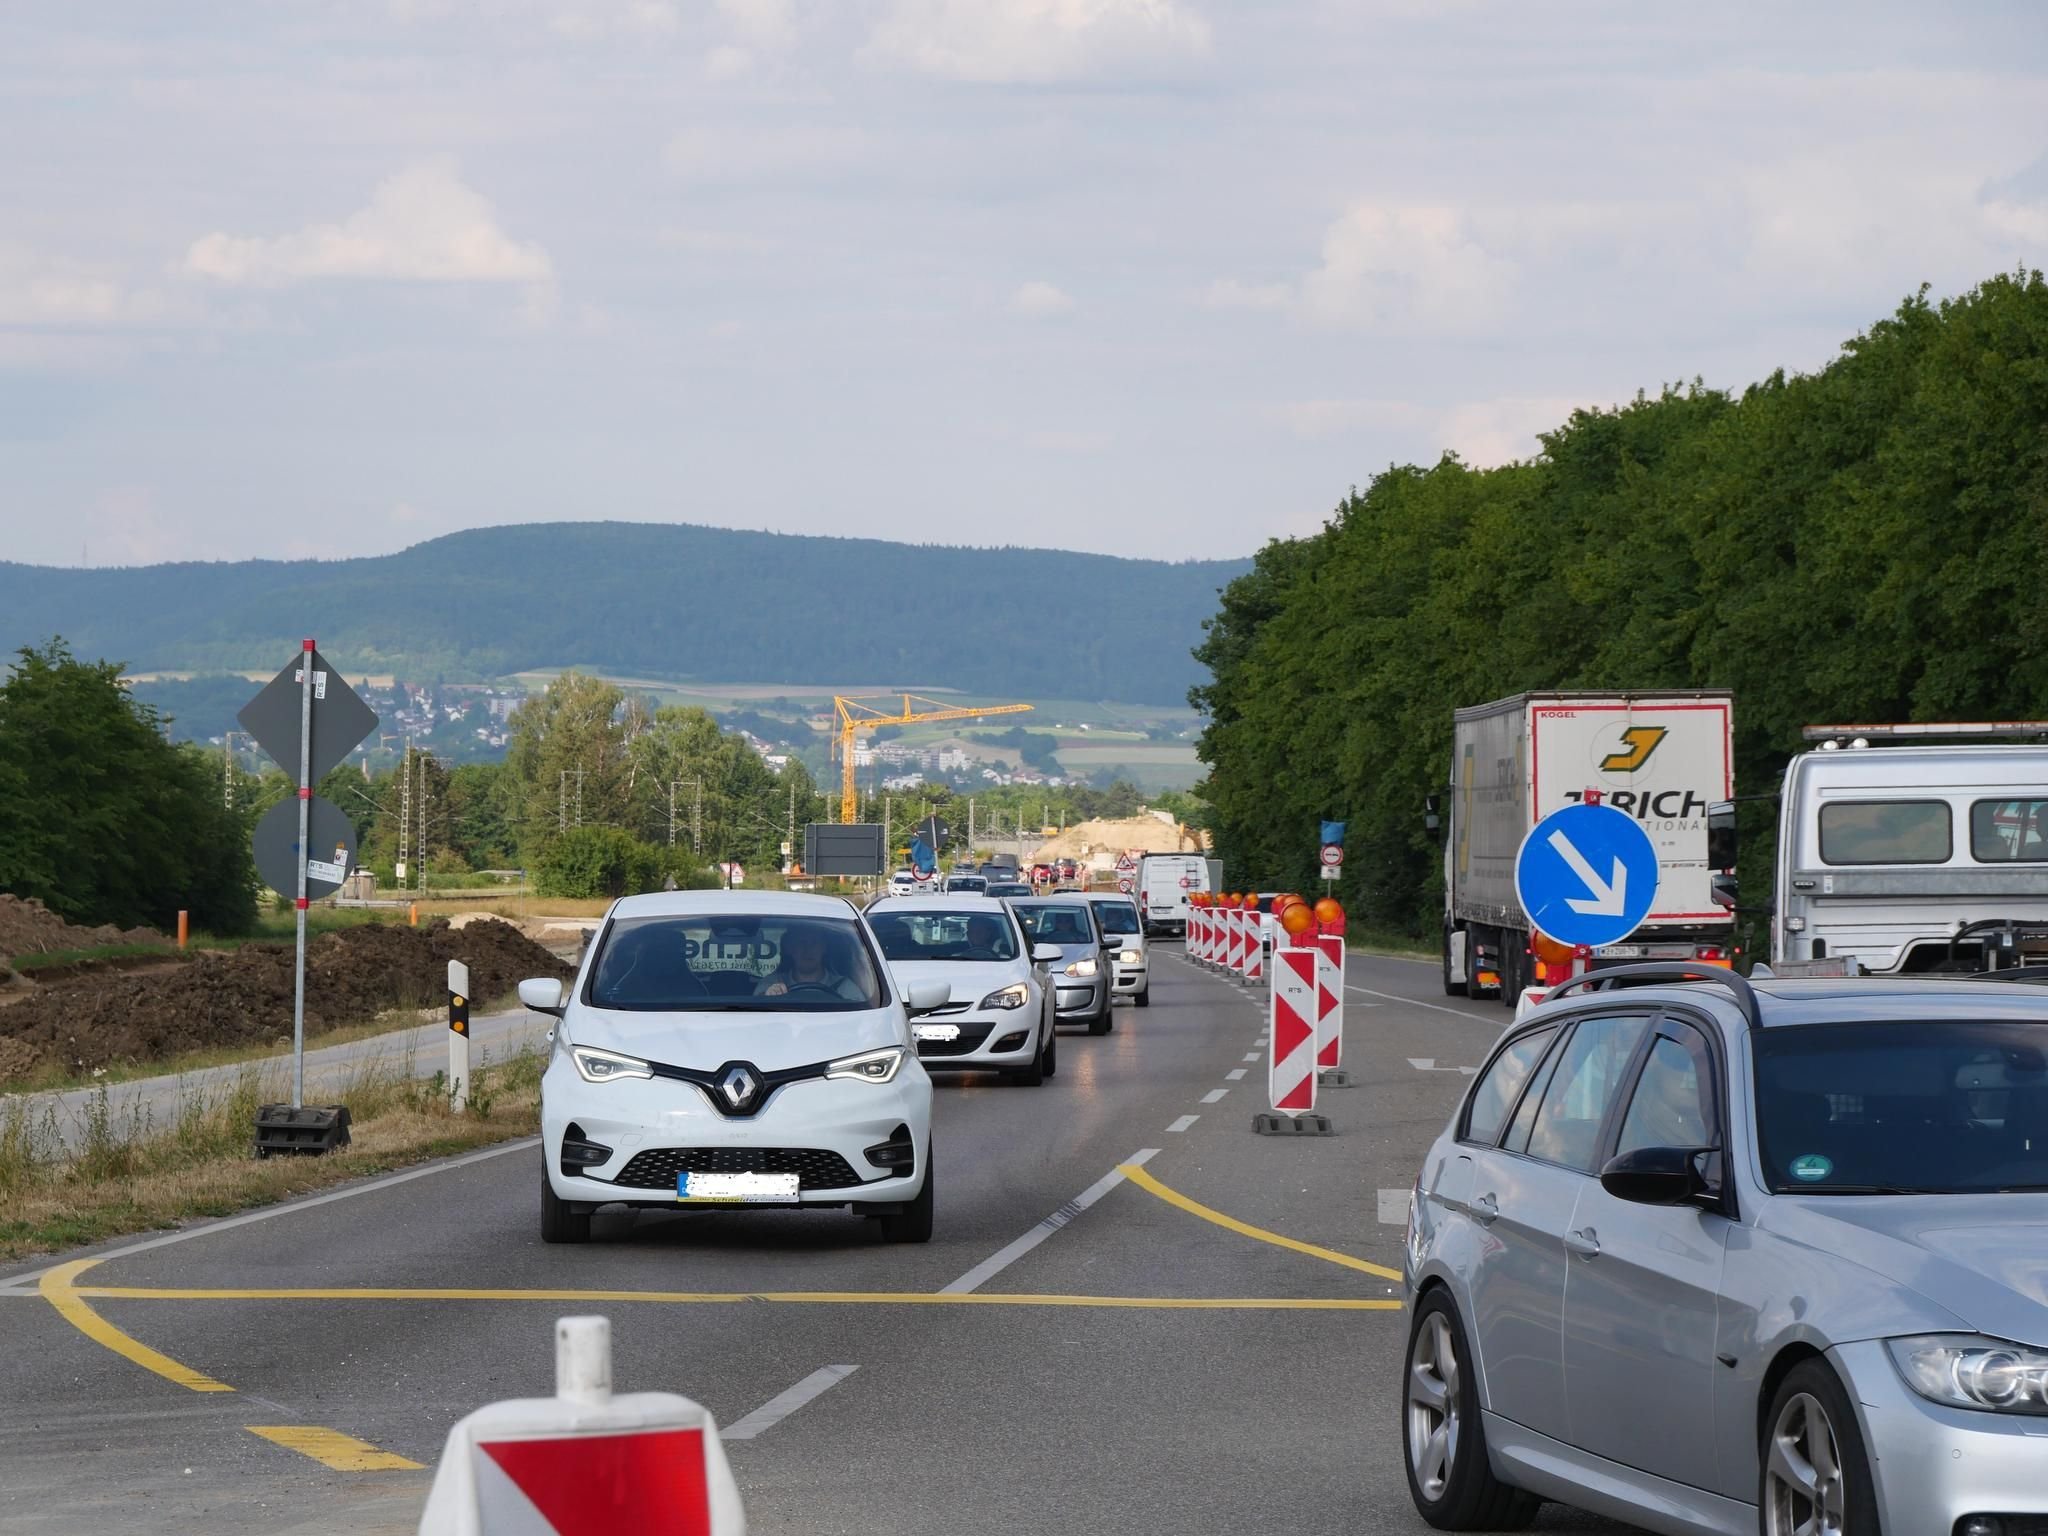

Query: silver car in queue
1008;894;1113;1036
1402;964;2048;1536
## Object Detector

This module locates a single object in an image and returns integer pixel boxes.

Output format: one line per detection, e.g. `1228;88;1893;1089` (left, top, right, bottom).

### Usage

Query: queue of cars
528;884;1152;1249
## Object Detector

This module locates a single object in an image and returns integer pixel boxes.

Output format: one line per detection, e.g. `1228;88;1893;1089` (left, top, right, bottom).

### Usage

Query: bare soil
0;918;570;1085
0;895;167;966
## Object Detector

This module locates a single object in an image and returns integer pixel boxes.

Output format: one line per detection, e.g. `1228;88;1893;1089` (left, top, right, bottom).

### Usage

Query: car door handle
1470;1192;1499;1226
1564;1227;1601;1258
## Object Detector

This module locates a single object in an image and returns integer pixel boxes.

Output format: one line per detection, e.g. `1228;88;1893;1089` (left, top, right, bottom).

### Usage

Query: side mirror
1706;801;1737;872
518;977;566;1017
1599;1145;1709;1206
1424;794;1442;836
1710;871;1739;911
905;981;952;1017
1032;943;1062;964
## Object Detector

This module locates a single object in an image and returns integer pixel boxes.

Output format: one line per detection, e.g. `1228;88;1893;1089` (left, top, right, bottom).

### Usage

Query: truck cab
1756;729;2048;974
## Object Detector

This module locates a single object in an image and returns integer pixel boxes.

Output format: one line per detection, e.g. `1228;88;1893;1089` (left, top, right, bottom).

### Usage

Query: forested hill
0;524;1248;704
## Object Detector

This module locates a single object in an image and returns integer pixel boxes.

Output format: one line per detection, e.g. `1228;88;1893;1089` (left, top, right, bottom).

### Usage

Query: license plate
913;1022;961;1042
1592;945;1644;959
679;1172;799;1203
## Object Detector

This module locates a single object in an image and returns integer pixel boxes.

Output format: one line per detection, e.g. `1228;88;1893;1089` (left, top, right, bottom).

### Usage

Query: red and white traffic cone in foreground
418;1316;746;1536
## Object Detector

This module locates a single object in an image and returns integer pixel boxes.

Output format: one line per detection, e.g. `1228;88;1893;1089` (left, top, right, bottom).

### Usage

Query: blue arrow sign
1514;802;1660;948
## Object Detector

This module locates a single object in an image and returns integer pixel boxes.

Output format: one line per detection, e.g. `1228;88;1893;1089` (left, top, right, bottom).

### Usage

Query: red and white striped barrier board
1231;906;1250;976
1314;933;1344;1070
1268;947;1317;1115
1194;906;1210;965
419;1316;745;1536
1243;908;1264;984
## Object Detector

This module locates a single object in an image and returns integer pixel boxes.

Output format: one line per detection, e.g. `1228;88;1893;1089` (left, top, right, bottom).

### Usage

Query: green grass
1345;927;1438;960
11;943;174;974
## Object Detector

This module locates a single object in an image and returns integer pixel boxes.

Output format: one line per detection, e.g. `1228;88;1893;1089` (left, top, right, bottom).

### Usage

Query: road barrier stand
1190;897;1207;965
1315;924;1349;1087
417;1315;746;1536
1255;939;1330;1136
448;958;471;1114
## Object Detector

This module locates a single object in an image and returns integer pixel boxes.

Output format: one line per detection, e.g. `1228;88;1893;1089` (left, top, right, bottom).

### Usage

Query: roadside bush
534;827;662;898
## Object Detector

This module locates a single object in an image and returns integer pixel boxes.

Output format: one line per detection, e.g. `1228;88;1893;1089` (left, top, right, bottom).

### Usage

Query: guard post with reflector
417;1315;746;1536
448;959;471;1115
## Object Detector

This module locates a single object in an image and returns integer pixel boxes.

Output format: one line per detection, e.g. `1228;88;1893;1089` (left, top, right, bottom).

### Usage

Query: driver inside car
756;924;866;1001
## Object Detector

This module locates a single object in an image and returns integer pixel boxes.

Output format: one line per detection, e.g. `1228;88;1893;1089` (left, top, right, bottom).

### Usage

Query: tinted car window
1015;904;1095;944
1756;1019;2048;1194
1524;1014;1652;1171
1819;800;1951;865
588;914;883;1010
868;909;1019;962
1972;799;2048;863
1091;901;1141;936
1616;1028;1716;1157
1462;1026;1558;1146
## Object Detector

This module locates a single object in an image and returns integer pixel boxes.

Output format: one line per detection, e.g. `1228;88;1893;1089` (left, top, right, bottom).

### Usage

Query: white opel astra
864;895;1059;1083
525;891;939;1244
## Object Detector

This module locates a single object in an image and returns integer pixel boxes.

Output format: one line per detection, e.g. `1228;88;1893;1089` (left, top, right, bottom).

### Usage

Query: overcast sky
3;2;2044;568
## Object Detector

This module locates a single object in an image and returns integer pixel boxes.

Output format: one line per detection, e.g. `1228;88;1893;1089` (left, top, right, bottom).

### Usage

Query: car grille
611;1146;866;1191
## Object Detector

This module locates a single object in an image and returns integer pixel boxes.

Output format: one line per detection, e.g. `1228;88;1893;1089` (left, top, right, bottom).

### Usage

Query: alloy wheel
1765;1391;1846;1536
1406;1311;1460;1502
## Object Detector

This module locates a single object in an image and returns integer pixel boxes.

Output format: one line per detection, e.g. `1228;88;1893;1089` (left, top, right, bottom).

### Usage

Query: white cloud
715;0;797;50
549;0;679;39
1009;280;1075;316
1271;394;1585;468
183;162;552;287
866;0;1211;83
1299;205;1515;333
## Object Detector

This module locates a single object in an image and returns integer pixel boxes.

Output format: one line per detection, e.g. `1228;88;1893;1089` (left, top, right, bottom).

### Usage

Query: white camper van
1711;723;2048;976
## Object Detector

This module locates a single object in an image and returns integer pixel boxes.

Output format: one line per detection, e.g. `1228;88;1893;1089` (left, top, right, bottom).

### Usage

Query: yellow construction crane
834;693;1034;822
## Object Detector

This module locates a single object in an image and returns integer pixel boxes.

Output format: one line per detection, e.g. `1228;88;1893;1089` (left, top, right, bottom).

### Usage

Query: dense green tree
0;639;256;932
1194;273;2048;936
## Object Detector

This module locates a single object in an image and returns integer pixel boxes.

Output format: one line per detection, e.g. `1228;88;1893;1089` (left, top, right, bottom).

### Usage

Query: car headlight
825;1046;905;1084
978;983;1030;1010
1063;957;1098;978
570;1045;653;1084
1887;1335;2048;1415
1118;949;1141;964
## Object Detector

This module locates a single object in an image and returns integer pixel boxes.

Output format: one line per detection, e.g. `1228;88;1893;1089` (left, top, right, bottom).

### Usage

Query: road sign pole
292;638;313;1109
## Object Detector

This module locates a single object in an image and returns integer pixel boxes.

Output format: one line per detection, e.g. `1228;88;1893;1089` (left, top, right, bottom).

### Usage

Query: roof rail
1543;962;1765;1030
1801;721;2048;743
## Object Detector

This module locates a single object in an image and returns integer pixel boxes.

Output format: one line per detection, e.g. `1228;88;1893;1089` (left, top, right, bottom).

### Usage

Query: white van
1135;853;1211;937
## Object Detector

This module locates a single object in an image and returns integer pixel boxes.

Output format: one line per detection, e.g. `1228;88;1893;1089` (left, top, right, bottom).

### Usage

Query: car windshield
987;883;1030;897
1015;903;1095;945
1755;1019;2048;1193
946;877;986;892
868;909;1019;962
1092;901;1140;936
586;914;884;1011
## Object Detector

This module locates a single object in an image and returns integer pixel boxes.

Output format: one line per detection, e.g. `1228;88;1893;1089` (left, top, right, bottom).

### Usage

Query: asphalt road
0;946;1643;1536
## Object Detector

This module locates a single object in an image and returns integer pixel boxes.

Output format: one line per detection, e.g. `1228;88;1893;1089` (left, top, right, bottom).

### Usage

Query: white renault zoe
525;891;939;1244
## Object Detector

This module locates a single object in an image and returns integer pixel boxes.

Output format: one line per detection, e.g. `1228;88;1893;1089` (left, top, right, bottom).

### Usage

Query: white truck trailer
1708;723;2048;976
1441;691;1737;1006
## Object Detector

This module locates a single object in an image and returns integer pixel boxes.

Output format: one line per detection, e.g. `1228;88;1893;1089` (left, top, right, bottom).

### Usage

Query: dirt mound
0;918;571;1083
0;895;167;966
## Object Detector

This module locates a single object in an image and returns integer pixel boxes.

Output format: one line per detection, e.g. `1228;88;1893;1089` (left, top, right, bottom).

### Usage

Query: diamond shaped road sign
253;795;359;900
236;648;379;783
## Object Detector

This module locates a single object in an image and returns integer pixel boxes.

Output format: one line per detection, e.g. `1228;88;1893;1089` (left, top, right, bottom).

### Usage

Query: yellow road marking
1117;1163;1406;1281
246;1426;424;1471
75;1285;1398;1310
37;1261;235;1393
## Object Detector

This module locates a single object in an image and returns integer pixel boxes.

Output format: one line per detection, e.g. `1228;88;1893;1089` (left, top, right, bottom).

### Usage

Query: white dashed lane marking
1200;1088;1229;1104
1166;1115;1199;1133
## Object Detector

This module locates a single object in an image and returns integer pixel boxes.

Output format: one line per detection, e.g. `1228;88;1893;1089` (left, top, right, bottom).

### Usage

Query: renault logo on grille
717;1064;761;1111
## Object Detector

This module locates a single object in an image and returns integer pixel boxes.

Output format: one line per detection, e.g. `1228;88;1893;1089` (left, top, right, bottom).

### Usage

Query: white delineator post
417;1316;746;1536
448;959;471;1114
1268;946;1317;1116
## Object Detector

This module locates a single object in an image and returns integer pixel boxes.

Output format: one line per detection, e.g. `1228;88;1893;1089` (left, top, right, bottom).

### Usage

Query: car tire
1136;983;1150;1008
1760;1360;1879;1536
1010;1025;1047;1087
1499;943;1523;1010
1087;995;1112;1035
539;1167;591;1245
1402;1289;1539;1531
1441;928;1465;998
1042;1023;1057;1079
879;1145;934;1244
